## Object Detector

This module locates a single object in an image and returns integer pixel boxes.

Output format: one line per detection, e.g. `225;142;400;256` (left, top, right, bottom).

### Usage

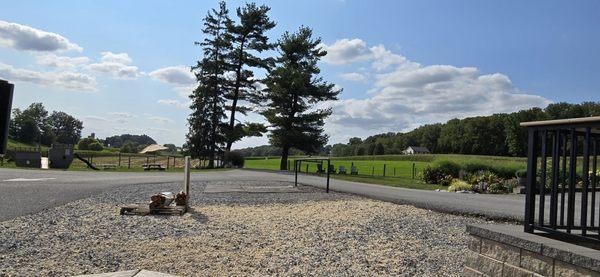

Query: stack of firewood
175;191;187;206
149;192;175;209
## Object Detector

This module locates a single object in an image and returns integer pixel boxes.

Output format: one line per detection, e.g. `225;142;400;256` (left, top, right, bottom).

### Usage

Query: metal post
550;130;560;228
394;167;396;176
305;164;308;173
128;156;131;169
184;156;190;211
294;160;299;187
524;129;538;233
118;153;121;167
581;128;591;235
539;131;547;227
567;129;577;233
412;163;416;179
372;166;374;176
383;164;386;177
166;156;170;170
326;159;330;193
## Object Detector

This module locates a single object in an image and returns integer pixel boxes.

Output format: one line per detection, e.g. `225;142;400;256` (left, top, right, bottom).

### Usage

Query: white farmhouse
403;146;430;155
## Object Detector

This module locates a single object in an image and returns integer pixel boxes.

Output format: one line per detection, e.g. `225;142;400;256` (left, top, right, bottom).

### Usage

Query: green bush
88;141;104;151
439;175;454;186
422;166;444;184
516;169;527;178
487;182;508;194
448;179;472;192
224;151;245;168
432;160;461;177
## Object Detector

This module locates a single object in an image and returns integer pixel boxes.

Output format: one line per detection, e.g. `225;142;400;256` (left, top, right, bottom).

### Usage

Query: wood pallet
119;204;187;216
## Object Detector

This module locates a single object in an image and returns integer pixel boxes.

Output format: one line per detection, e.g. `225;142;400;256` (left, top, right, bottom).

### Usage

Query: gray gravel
0;180;506;276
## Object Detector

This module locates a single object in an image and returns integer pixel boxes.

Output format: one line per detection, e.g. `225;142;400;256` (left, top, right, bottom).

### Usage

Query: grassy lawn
245;154;527;191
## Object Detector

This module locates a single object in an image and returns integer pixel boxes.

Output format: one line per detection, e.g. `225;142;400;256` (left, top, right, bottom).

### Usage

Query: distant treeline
329;102;600;157
235;144;331;157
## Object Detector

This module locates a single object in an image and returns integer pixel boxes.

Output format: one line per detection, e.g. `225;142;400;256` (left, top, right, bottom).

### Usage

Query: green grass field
245;154;527;190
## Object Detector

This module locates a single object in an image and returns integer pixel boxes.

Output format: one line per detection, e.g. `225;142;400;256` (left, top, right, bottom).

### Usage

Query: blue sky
1;0;599;148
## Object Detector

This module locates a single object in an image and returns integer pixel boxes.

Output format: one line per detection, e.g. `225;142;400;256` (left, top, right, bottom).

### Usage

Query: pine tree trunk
226;40;246;152
280;145;290;170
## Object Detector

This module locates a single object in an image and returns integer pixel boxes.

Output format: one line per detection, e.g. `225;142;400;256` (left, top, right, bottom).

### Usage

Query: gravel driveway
0;180;504;276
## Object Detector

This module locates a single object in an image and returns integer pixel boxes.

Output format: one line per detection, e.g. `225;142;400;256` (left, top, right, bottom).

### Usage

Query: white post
184;156;191;211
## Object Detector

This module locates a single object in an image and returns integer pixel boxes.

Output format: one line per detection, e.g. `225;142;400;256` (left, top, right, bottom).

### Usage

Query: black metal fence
522;117;600;243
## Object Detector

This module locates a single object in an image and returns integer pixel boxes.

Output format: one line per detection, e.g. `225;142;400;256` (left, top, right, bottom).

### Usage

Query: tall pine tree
262;27;340;170
187;1;232;168
224;3;276;151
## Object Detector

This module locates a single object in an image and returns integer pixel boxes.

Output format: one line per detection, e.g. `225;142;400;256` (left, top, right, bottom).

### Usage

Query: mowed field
245;154;527;190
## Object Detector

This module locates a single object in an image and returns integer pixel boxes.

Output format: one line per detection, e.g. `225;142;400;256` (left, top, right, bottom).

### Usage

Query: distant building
403;146;430;155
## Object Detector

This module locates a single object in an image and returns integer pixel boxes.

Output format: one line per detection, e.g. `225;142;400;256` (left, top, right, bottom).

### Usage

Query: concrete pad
135;270;178;277
73;270;140;277
203;183;244;193
243;185;301;193
73;270;178;277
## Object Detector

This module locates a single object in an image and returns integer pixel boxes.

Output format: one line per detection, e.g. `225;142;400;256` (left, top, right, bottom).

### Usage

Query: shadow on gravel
188;208;209;224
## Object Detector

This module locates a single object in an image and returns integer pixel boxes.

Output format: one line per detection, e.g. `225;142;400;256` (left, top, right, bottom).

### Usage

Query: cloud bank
320;38;552;142
0;20;82;52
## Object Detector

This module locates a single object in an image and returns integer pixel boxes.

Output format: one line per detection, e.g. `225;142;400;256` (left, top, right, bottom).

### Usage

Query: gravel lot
0;180;502;276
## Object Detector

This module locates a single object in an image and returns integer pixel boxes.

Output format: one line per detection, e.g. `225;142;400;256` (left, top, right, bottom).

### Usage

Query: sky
1;0;599;148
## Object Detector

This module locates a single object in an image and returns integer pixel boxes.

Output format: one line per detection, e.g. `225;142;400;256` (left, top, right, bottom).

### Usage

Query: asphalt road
1;168;589;223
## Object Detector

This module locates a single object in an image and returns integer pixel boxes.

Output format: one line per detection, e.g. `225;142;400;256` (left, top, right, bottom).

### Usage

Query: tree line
329;102;600;157
9;103;83;146
8;103;173;154
187;1;339;169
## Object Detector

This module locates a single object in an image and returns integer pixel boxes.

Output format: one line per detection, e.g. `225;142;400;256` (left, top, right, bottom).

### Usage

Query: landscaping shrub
432;160;461;177
439;175;454;186
422;165;443;184
516;169;527;178
448;179;472;192
486;182;508;194
88;142;104;151
224;151;245;168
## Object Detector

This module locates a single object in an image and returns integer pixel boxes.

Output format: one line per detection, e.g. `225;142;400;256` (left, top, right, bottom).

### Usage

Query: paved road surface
0;168;587;223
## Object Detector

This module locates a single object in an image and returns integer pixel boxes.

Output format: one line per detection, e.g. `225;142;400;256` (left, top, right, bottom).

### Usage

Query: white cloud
0;62;96;91
84;115;108;122
87;52;141;79
0;20;82;52
320;38;372;65
148;116;173;124
157;99;189;109
321;39;552;144
107;112;137;118
339;72;366;82
36;53;90;69
100;51;132;64
149;66;195;86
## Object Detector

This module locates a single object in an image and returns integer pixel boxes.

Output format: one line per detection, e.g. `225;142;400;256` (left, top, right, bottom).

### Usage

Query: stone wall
464;224;600;277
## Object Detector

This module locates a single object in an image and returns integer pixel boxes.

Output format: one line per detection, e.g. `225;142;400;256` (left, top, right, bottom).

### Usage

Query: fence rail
522;117;600;243
285;159;423;179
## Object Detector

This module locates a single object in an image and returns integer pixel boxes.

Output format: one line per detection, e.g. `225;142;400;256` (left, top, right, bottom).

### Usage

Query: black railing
521;117;600;243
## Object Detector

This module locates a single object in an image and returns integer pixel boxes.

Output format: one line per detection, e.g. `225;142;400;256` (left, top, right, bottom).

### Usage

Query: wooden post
394;167;396;176
372;166;374;176
146;156;149;165
128;156;131;169
412;163;416;179
118;153;121;167
306;164;308;173
184;156;191;212
166;156;170;170
383;164;386;177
